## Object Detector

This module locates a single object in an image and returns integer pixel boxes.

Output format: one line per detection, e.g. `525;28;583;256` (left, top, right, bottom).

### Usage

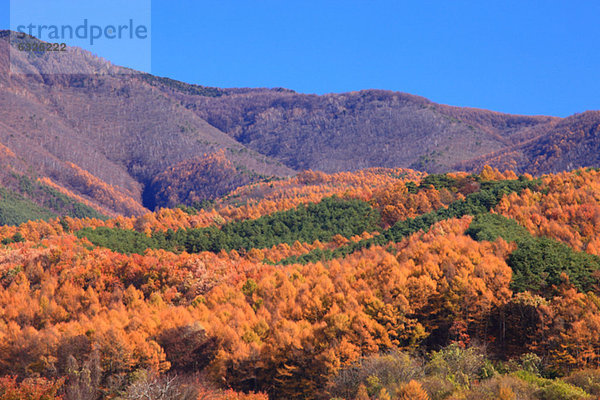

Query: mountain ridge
0;30;598;218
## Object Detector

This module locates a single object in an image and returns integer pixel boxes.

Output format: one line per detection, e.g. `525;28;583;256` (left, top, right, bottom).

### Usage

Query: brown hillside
3;30;600;216
0;32;293;214
456;111;600;174
175;88;558;173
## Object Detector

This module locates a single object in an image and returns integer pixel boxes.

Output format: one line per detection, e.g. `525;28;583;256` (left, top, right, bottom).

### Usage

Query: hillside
171;87;558;172
3;167;600;399
0;173;105;225
0;31;293;216
456;111;600;174
4;31;600;219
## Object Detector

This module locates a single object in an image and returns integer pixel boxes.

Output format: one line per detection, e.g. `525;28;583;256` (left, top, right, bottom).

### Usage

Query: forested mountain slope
456;111;600;174
0;32;292;215
2;167;600;399
4;31;600;219
168;85;558;172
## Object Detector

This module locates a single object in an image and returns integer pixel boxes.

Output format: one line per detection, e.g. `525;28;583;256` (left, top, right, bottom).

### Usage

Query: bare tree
124;371;198;400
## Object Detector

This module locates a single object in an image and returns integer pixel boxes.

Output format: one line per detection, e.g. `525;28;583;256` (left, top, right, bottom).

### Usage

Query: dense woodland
5;30;600;400
2;166;600;399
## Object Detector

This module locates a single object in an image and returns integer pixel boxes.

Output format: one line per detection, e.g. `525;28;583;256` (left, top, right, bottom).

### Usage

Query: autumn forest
2;165;600;399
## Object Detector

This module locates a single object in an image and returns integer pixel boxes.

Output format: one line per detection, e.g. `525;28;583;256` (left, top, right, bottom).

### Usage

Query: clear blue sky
2;0;599;117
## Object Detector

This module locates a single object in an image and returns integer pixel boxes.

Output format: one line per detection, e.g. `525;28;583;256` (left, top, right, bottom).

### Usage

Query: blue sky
2;0;600;117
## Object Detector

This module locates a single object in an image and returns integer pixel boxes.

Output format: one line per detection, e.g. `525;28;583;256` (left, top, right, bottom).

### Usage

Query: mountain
455;111;600;174
182;88;558;172
3;32;600;398
1;30;600;219
0;32;293;217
